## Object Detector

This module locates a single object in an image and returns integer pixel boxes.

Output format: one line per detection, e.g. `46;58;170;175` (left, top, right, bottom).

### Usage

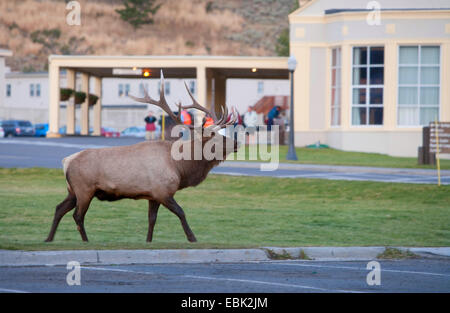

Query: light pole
286;55;298;161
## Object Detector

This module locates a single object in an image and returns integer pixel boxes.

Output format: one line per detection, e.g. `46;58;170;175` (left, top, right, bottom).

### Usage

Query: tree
116;0;161;29
275;0;301;56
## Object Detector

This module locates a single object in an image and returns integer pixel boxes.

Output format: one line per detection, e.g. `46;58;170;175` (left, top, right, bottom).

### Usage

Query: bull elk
45;72;237;243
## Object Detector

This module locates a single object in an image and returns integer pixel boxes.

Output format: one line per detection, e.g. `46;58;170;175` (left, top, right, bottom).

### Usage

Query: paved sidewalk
1;247;448;267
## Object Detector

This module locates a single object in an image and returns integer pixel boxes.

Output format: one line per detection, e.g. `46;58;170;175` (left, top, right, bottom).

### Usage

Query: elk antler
130;70;237;130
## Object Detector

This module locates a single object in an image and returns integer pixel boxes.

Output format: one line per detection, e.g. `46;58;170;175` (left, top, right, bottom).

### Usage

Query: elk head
130;71;239;158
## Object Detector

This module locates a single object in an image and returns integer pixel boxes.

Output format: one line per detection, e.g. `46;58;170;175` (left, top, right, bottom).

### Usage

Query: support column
66;69;76;135
196;66;207;109
80;72;90;135
93;76;102;136
47;61;61;137
214;74;227;117
206;68;213;110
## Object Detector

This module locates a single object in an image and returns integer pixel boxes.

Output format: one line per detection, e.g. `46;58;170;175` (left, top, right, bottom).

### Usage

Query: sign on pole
430;122;450;154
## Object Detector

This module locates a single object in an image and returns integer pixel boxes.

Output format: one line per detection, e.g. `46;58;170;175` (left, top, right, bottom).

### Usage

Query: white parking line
81;266;361;293
269;262;450;277
182;274;362;293
0;287;29;293
0;139;106;149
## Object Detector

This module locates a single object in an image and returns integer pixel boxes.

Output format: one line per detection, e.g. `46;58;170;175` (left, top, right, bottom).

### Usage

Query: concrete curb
0;247;449;267
220;161;450;176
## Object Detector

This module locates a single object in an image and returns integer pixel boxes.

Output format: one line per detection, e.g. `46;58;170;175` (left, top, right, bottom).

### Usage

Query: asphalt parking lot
0;259;449;293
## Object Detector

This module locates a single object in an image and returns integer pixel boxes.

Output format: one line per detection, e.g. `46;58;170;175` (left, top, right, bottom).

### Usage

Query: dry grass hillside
0;0;302;72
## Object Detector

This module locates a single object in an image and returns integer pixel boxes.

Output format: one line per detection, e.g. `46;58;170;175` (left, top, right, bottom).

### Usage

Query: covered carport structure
47;55;289;137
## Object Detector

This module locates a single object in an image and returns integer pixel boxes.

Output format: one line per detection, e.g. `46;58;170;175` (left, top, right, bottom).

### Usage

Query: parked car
101;127;120;138
121;126;146;138
0;121;4;138
34;123;49;137
1;120;35;137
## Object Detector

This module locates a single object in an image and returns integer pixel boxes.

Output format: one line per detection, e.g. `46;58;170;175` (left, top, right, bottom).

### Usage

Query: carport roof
48;55;290;79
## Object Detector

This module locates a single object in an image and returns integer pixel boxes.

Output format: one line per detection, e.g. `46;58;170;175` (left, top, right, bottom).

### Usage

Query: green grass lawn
0;168;449;250
228;145;450;170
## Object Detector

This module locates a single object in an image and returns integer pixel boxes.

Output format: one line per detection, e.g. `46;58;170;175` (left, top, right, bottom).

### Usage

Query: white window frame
350;46;385;127
397;45;441;127
330;47;341;127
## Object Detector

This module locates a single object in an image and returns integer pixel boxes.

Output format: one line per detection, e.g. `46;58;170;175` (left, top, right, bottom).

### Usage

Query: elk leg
147;200;160;242
45;192;77;242
73;196;92;242
164;197;197;242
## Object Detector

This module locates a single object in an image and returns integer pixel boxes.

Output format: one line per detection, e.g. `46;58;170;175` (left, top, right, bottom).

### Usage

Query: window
139;83;148;96
6;84;11;97
36;84;41;97
331;47;341;126
189;81;195;94
351;46;384;125
125;84;130;97
257;81;264;94
398;46;440;126
118;84;124;97
165;81;171;95
30;84;35;97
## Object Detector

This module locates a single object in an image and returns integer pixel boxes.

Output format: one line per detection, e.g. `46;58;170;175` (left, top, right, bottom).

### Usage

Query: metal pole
286;70;298;161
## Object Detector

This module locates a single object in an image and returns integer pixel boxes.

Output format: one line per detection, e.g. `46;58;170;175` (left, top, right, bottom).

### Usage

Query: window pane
399;87;418;105
353;47;367;65
399;46;418;64
331;68;337;86
165;82;170;95
352;68;367;85
398;107;419;126
369;107;383;125
420;107;439;125
331;87;340;106
336;68;341;86
399;67;418;84
369;67;384;85
331;88;336;106
370;47;384;65
420;66;439;84
336;48;341;67
331;108;341;126
370;88;383;104
332;49;337;66
420;87;439;105
352;88;366;104
421;46;440;65
352;107;366;125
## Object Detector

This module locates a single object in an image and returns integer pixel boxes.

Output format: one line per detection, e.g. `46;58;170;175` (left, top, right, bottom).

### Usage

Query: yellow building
289;0;450;157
